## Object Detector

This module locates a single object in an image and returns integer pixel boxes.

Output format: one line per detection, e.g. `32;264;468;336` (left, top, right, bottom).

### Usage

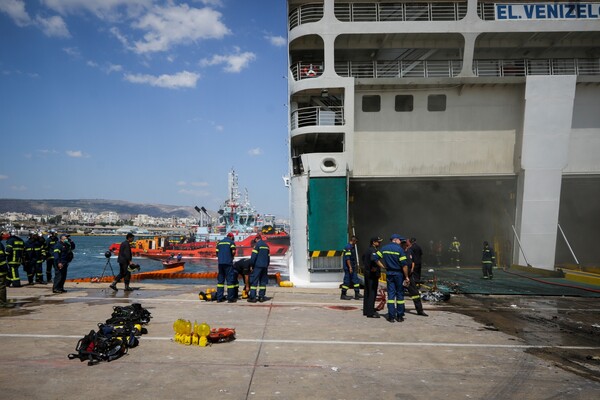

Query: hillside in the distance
0;199;198;218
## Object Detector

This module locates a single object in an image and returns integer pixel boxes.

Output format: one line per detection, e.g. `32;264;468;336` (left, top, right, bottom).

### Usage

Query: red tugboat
110;169;289;260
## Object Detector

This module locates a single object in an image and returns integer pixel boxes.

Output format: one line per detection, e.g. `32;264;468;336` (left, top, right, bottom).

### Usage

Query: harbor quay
1;282;599;399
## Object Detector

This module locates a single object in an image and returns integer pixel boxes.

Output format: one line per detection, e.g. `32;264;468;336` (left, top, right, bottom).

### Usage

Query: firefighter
53;234;75;294
23;231;41;285
215;232;236;302
5;230;25;288
248;234;271;303
408;237;423;284
403;239;428;317
35;231;46;284
44;229;59;283
361;236;384;318
380;234;410;322
1;237;15;307
482;241;496;279
340;236;362;300
449;236;461;268
110;233;134;292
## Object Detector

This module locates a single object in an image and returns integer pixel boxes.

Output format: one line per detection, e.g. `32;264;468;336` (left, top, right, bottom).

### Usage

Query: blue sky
0;0;290;218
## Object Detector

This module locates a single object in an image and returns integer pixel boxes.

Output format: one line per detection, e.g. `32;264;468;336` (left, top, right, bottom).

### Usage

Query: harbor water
51;235;289;284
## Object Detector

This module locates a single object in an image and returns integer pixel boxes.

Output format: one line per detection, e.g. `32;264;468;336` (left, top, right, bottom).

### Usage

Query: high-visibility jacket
5;235;25;266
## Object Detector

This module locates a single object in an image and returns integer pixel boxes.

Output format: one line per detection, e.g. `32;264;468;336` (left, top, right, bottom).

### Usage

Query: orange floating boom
67;269;282;284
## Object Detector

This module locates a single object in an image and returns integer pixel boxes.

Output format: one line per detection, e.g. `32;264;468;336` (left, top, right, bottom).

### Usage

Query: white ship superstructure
287;0;600;286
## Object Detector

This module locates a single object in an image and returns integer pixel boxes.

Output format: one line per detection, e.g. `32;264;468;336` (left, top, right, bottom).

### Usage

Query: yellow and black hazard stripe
309;250;344;257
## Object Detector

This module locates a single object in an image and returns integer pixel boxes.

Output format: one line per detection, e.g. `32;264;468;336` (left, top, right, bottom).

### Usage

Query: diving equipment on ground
68;303;151;366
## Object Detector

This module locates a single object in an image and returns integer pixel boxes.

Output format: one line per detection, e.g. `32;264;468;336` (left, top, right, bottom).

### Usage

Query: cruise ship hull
286;0;600;287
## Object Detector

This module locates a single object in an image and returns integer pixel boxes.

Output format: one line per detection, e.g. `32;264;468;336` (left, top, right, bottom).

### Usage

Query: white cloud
36;15;70;37
176;181;187;186
10;185;27;192
41;0;150;21
106;63;123;74
124;70;200;89
1;1;70;37
0;174;8;180
198;0;224;6
215;125;224;132
0;0;31;27
131;3;230;54
200;49;256;73
37;149;58;155
87;60;123;74
266;35;286;47
178;188;210;197
190;181;208;187
248;148;263;156
63;47;81;58
66;150;88;158
110;27;131;49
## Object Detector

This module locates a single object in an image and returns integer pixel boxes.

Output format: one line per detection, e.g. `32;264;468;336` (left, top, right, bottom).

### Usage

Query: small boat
162;260;185;269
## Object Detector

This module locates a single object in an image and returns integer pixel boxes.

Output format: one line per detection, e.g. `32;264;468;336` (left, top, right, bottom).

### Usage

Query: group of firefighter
215;232;271;304
341;234;429;322
1;229;75;307
342;234;496;322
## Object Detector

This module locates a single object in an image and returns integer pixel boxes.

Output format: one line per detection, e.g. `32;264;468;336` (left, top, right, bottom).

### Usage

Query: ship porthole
320;158;337;172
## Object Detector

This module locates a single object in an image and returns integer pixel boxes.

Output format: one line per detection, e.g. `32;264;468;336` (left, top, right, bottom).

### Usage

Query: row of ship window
362;94;447;112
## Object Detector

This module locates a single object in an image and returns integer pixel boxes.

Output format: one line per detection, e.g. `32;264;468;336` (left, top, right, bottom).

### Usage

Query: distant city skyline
0;1;290;218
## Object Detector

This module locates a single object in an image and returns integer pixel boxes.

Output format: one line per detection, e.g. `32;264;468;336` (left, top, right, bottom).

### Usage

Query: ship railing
291;62;325;81
334;2;467;22
334;60;463;78
330;58;599;78
289;3;324;30
291;106;345;130
473;58;600;76
478;2;496;20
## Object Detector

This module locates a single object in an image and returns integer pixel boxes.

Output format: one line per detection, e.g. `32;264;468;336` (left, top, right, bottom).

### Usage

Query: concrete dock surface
1;282;600;400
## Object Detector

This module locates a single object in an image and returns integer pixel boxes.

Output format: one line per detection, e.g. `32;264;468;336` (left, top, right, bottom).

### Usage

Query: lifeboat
162;260;185;269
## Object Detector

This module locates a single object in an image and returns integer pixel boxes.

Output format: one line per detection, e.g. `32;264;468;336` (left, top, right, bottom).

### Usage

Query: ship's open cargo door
308;177;347;272
349;177;517;267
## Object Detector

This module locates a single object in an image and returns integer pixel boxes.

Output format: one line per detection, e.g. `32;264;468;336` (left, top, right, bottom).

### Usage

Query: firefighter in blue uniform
53;234;75;293
380;234;410;322
248;234;270;303
403;238;428;316
1;237;15;307
23;231;42;285
34;231;46;283
215;232;236;302
482;241;496;279
5;230;25;288
45;229;59;283
361;236;385;318
341;236;363;300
